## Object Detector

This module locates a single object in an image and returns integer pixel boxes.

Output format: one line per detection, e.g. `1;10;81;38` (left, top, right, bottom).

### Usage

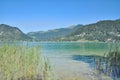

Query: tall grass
0;43;52;80
95;44;120;80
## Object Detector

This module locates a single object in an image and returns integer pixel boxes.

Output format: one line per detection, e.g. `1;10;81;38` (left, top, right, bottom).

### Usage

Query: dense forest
57;19;120;42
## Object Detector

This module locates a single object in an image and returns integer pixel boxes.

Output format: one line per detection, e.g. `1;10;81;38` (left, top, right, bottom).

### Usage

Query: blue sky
0;0;120;33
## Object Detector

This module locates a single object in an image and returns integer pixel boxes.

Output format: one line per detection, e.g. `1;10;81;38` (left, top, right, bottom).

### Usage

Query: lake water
36;42;113;80
0;42;119;80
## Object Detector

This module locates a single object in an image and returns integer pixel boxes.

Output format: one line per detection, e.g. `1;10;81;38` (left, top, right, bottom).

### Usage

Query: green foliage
95;44;120;80
0;43;52;80
0;24;32;41
60;19;120;42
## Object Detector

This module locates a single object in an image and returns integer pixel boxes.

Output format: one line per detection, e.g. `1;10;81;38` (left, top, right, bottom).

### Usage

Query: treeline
58;19;120;42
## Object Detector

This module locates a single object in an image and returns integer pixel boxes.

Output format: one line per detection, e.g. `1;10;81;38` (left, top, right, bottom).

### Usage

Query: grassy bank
0;43;51;80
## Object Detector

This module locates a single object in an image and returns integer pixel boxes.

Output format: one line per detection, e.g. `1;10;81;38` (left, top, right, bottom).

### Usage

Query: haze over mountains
27;24;82;41
0;19;120;42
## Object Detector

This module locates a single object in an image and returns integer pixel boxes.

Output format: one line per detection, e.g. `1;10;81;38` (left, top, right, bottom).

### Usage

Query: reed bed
0;43;52;80
95;44;120;80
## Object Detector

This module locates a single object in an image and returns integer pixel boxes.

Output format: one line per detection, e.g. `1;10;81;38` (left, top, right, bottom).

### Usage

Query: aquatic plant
0;43;52;80
95;44;120;80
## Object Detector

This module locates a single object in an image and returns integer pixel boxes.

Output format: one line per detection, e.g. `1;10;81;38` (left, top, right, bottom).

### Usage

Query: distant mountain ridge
0;19;120;42
0;24;32;41
27;24;83;41
58;19;120;42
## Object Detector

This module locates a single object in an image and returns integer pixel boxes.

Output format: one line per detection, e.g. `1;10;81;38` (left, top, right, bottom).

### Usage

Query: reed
95;44;120;80
0;42;52;80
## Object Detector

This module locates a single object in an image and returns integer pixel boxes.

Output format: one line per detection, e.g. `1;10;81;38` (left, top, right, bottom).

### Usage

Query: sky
0;0;120;33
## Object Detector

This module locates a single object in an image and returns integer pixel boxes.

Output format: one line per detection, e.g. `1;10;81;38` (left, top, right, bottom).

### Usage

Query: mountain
27;24;83;41
58;19;120;42
1;19;120;42
0;24;32;41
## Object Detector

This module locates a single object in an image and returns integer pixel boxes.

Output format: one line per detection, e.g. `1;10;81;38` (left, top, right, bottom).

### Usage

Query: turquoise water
40;42;110;56
20;42;119;79
0;42;119;79
37;42;113;79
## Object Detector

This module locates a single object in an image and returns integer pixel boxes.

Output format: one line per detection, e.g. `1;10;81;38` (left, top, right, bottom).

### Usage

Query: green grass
0;42;52;80
94;44;120;80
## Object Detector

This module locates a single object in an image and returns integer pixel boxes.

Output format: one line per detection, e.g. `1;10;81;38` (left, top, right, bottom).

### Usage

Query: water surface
38;42;111;79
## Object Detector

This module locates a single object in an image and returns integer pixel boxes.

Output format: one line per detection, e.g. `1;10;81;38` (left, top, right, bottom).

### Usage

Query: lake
1;41;118;79
35;42;113;80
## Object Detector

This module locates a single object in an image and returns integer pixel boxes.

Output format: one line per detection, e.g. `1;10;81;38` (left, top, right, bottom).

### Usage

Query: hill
27;24;83;41
0;24;32;41
1;19;120;42
58;19;120;42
